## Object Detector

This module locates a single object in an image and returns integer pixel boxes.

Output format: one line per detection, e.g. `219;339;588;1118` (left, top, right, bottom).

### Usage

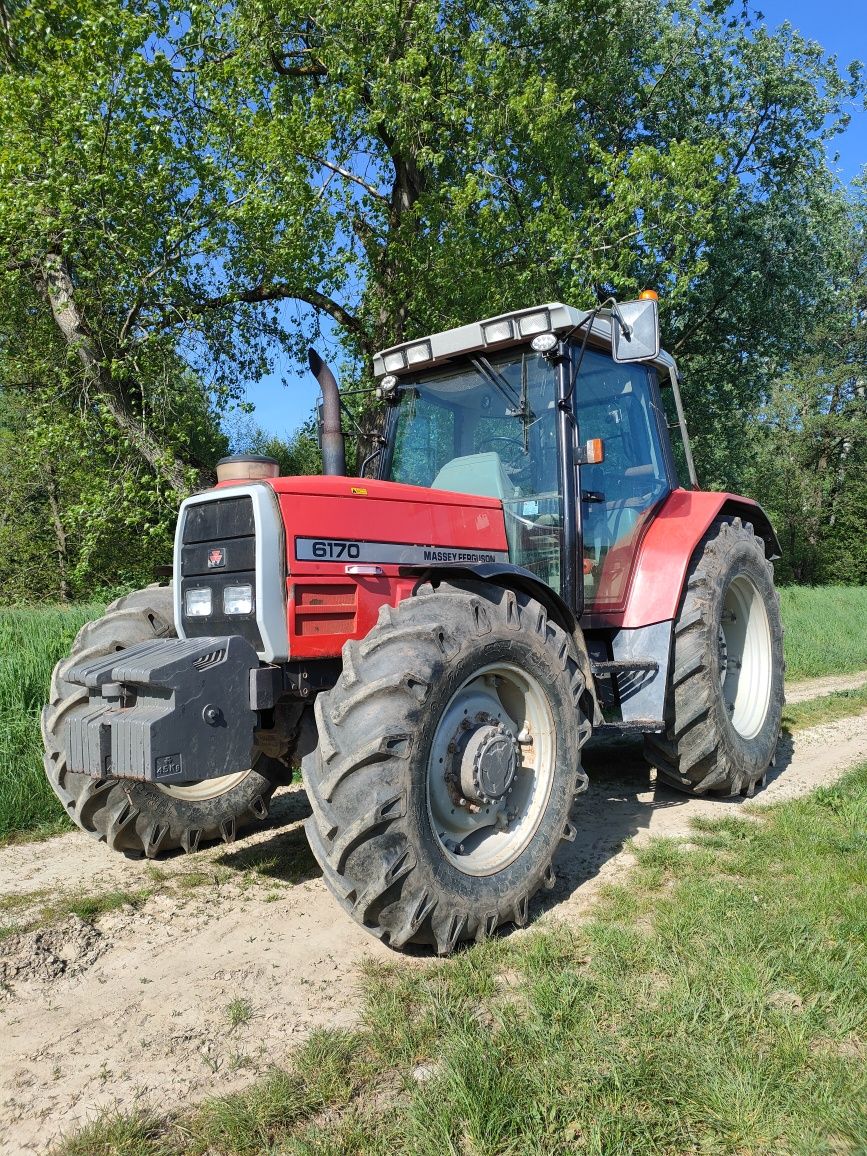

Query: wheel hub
427;661;556;877
456;717;519;805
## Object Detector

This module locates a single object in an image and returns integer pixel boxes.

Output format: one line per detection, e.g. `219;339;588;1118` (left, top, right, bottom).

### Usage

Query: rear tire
645;518;784;797
41;586;279;856
302;583;593;953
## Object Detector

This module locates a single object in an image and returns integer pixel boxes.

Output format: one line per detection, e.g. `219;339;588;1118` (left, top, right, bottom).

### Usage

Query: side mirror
611;298;660;363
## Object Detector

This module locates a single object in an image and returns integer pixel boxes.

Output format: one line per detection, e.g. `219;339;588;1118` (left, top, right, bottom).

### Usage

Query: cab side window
577;352;670;609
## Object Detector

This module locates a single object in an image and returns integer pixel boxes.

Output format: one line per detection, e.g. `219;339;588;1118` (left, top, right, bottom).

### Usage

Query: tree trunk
44;460;70;602
37;252;194;495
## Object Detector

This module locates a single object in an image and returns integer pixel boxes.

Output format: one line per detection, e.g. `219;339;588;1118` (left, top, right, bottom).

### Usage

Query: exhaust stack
308;348;347;477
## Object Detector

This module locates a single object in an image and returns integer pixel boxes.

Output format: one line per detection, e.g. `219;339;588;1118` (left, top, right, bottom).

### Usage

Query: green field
1;586;866;844
56;762;867;1156
0;605;103;842
779;586;867;680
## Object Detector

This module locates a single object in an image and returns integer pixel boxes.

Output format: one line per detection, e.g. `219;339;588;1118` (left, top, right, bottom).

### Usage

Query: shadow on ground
210;732;799;933
539;727;797;912
211;783;319;884
215;823;319;885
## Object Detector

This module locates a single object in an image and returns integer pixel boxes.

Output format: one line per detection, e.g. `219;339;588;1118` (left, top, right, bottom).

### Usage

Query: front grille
183;495;255;542
180;495;263;651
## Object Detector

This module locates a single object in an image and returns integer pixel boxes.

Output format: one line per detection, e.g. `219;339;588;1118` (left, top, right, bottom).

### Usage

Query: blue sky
239;0;867;442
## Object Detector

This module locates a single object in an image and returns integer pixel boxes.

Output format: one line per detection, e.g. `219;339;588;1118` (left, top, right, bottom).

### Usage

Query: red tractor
43;298;784;953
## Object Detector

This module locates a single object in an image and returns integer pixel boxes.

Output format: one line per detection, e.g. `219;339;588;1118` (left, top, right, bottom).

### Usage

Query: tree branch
176;283;365;338
268;46;327;78
303;153;387;201
34;252;196;494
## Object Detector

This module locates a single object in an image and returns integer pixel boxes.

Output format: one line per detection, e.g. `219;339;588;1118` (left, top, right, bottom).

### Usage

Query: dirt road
784;669;867;703
2;700;867;1154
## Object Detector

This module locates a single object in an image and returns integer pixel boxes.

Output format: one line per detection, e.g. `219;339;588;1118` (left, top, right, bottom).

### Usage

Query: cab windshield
385;349;565;593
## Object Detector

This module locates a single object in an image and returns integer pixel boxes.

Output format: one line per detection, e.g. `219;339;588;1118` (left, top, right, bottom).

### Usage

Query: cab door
575;349;673;613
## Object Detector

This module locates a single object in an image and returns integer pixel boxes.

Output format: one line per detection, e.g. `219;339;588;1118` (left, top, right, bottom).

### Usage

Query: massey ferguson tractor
42;297;784;953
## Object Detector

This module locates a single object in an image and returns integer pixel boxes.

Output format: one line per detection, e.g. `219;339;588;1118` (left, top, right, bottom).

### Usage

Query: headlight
185;587;212;617
405;340;432;365
223;584;254;615
382;349;406;372
377;373;399;399
531;332;558;353
482;318;515;345
518;309;551;336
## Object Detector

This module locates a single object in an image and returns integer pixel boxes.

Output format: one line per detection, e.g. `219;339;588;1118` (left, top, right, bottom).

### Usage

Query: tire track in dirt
784;669;867;704
2;705;866;1155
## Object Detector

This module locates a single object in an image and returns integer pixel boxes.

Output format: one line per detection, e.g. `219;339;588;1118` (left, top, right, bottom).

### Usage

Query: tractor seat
583;500;641;550
431;452;517;502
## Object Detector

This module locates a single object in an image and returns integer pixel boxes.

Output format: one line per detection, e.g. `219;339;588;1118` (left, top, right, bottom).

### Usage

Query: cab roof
373;302;677;381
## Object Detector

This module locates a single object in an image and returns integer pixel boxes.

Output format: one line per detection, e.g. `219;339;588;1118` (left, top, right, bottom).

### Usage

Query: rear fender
612;490;781;631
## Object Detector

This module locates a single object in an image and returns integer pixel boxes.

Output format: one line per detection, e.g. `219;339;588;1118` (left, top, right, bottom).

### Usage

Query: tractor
42;297;784;953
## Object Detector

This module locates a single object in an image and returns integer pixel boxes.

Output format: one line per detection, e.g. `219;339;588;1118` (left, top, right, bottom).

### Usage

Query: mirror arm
667;365;698;488
609;301;632;339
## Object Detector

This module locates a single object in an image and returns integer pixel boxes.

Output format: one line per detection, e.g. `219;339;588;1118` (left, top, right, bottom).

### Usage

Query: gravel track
1;683;866;1154
784;669;867;704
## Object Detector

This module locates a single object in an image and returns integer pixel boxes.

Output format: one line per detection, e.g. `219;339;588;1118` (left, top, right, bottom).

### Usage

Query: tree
0;281;227;602
4;1;860;438
0;0;863;595
742;178;867;584
225;412;323;478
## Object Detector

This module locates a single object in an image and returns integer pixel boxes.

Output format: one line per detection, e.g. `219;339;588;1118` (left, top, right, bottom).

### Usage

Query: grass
779;585;867;680
0;604;103;842
0;886;152;941
51;763;867;1156
226;998;255;1030
0;587;865;843
783;684;867;732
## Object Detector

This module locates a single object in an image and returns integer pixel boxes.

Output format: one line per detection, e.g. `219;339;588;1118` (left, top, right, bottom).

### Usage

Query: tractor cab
375;301;694;619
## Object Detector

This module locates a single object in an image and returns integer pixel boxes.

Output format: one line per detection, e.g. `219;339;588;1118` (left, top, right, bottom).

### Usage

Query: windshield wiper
470;356;522;412
471;355;536;430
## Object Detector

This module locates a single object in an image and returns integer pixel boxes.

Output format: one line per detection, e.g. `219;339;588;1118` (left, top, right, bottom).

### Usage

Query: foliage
0;362;227;603
0;0;864;596
740;183;867;584
225;412;323;478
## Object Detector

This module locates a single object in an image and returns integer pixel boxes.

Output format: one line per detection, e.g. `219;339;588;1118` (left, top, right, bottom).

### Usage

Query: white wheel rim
719;575;772;740
156;769;251;801
426;662;556;877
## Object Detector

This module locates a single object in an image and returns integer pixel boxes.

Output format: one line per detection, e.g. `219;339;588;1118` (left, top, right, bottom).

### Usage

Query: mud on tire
645;518;784;797
41;586;278;857
302;582;594;954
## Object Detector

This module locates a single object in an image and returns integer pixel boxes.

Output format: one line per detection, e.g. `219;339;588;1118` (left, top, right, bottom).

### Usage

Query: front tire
41;586;279;856
645;518;784;797
302;583;593;953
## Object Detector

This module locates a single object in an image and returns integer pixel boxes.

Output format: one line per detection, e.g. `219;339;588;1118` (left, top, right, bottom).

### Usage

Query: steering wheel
475;435;530;490
476;434;522;453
